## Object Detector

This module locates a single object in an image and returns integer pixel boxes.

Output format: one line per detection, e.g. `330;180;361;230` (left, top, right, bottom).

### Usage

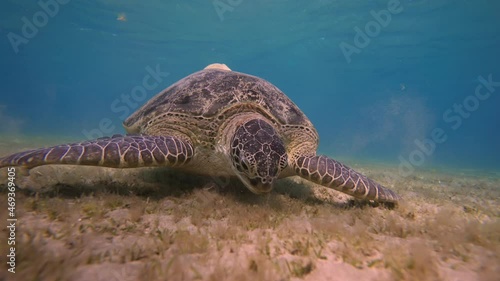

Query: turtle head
230;119;288;194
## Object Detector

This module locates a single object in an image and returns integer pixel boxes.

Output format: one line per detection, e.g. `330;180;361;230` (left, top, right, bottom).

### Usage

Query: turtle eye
240;158;249;171
240;152;253;171
231;143;250;173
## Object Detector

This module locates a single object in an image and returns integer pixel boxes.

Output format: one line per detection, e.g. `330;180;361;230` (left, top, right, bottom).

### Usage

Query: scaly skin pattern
230;119;288;191
294;155;400;203
0;135;193;169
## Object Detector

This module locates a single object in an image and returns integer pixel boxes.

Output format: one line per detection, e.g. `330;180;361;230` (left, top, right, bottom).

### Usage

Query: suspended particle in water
117;13;127;22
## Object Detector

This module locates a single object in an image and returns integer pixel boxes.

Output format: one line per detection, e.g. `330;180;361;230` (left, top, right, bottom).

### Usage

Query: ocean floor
0;137;499;281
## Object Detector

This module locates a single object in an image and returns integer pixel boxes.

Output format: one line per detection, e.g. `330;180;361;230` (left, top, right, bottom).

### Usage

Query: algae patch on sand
0;139;498;281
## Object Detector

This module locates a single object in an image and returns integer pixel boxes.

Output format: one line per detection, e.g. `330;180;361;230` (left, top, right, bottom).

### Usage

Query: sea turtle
0;63;400;204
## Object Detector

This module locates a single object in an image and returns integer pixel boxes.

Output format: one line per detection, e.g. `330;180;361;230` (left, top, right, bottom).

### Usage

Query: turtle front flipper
0;135;193;169
293;155;400;204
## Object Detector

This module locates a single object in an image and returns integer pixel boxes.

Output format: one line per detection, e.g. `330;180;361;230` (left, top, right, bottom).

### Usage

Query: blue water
1;0;499;172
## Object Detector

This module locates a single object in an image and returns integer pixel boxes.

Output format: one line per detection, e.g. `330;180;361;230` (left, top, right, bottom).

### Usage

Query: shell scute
124;67;314;137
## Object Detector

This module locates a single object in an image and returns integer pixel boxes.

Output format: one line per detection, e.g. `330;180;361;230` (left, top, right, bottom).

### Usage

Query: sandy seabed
0;137;498;281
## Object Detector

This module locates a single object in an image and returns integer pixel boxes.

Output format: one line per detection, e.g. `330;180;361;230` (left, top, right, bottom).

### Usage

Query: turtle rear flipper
0;135;194;169
293;155;400;204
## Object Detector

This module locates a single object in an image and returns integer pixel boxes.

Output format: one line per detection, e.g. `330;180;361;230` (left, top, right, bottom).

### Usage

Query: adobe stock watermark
7;0;71;54
81;64;170;140
339;0;403;63
213;0;243;21
398;74;499;176
6;167;17;274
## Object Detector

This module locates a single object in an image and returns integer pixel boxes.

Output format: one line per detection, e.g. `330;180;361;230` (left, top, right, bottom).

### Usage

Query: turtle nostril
262;176;273;184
